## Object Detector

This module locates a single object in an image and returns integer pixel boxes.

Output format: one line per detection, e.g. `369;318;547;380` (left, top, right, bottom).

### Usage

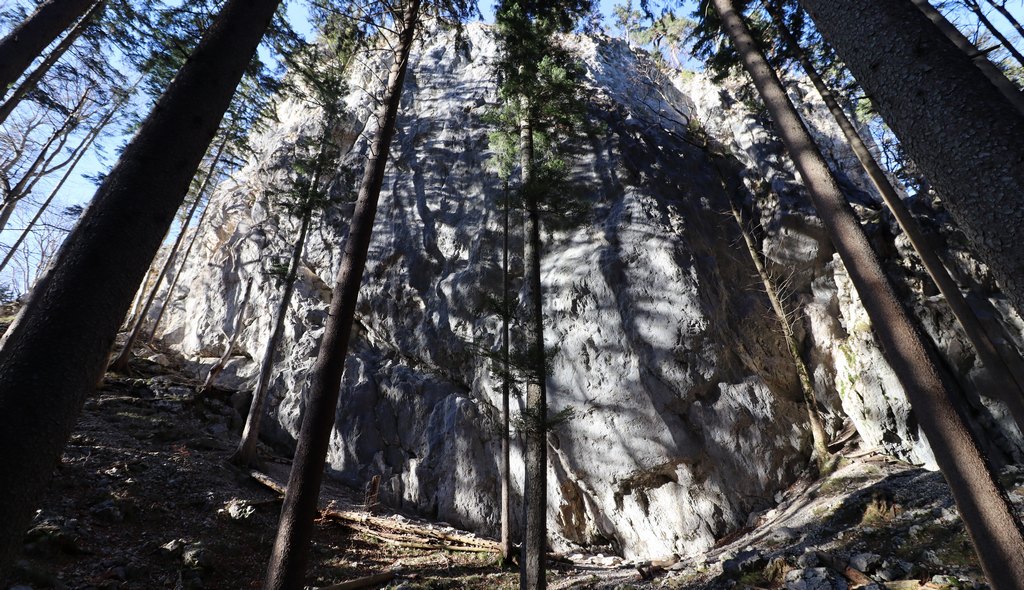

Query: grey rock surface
784;567;848;590
149;25;1024;558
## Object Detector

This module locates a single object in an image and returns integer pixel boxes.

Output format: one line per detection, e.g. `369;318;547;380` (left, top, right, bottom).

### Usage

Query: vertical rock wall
150;24;1024;559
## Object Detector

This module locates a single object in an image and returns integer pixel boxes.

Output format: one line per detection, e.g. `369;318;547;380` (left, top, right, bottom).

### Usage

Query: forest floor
6;343;1018;590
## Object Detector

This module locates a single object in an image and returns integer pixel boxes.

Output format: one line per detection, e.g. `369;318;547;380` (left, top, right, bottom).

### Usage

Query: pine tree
491;2;590;587
0;0;106;127
708;1;1024;586
763;0;1024;437
0;0;97;95
794;0;1024;323
261;2;424;587
230;35;351;468
0;0;285;577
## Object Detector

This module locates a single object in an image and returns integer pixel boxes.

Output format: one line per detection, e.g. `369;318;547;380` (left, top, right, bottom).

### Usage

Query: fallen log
317;571;395;590
249;470;499;553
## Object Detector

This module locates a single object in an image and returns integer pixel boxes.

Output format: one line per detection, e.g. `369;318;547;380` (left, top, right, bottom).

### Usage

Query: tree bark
261;2;420;588
966;0;1024;67
0;0;105;127
712;1;1024;587
108;134;229;373
910;0;1024;115
230;204;313;467
500;181;513;565
519;97;547;590
765;1;1024;436
0;0;282;579
0;0;98;97
796;0;1024;321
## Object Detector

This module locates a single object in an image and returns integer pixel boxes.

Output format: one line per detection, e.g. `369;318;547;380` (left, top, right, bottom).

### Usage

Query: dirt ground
6;351;1009;590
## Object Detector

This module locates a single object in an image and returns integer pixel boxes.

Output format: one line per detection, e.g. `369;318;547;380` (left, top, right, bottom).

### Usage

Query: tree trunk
231;98;337;467
988;0;1024;41
766;0;1024;436
966;0;1024;67
713;1;1024;587
261;2;420;588
109;134;229;373
0;104;104;275
797;0;1024;321
199;278;253;394
910;0;1024;115
0;0;97;96
519;98;547;590
0;0;282;579
230;205;313;467
0;89;88;234
500;181;513;565
146;192;214;341
0;0;105;127
717;160;830;464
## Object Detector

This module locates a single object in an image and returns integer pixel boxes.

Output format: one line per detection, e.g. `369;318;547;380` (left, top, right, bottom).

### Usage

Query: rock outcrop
149;24;1024;559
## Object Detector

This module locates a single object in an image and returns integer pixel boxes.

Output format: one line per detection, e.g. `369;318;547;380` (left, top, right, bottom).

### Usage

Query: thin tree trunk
199;278;253;394
146;191;214;341
0;80;130;277
0;0;97;96
230;98;338;467
717;161;830;463
0;0;282;578
0;92;86;234
500;180;513;565
0;0;105;127
911;0;1024;115
797;0;1024;321
261;2;420;588
519;97;547;590
967;0;1024;67
765;1;1024;435
988;1;1024;40
109;134;229;373
230;205;313;467
713;2;1024;587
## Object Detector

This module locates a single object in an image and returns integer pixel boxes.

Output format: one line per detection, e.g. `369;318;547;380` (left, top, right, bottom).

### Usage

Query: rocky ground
5;344;1017;590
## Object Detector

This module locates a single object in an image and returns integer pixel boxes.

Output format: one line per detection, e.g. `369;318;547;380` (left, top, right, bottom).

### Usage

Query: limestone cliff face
151;24;1023;559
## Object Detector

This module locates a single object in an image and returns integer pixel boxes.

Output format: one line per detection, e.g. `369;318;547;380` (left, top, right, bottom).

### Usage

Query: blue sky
1;0;1023;291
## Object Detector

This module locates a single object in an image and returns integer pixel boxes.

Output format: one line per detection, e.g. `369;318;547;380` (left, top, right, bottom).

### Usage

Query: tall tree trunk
910;0;1024;115
766;1;1024;435
519;98;547;590
0;0;282;579
0;0;97;96
716;159;830;464
0;108;103;275
0;0;105;127
109;134;229;373
199;278;253;394
712;1;1024;587
966;0;1024;67
230;100;337;467
230;205;313;467
988;0;1024;41
500;180;513;565
796;0;1024;320
261;2;420;588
